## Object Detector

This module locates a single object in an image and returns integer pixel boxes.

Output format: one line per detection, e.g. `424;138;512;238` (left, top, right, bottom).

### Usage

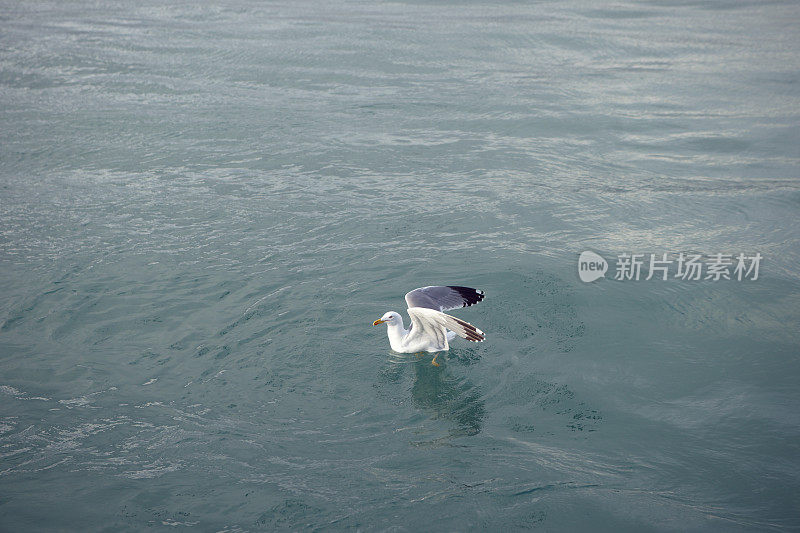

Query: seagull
373;286;486;365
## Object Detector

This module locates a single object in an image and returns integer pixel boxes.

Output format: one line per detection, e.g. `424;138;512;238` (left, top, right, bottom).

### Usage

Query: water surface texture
1;1;799;530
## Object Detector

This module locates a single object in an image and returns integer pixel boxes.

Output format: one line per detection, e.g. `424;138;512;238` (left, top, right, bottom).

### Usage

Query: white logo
576;251;762;282
578;251;607;282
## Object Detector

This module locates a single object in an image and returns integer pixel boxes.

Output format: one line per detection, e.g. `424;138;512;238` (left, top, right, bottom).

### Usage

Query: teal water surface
1;0;800;531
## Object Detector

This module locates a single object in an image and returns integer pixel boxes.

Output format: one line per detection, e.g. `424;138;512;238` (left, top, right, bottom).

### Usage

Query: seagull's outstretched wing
407;307;485;343
405;286;485;312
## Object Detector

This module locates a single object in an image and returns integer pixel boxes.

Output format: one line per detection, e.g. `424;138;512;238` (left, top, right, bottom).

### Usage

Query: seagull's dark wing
404;286;485;312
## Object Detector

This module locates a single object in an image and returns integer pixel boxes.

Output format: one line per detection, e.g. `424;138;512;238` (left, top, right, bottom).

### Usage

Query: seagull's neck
386;318;409;351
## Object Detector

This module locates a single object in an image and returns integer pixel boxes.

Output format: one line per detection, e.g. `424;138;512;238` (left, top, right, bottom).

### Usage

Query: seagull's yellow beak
373;319;385;326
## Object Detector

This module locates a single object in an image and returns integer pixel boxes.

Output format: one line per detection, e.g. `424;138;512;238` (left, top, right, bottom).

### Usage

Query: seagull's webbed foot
431;353;440;366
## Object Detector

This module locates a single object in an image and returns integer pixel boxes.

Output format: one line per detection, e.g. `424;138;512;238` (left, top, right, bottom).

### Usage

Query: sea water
1;1;799;530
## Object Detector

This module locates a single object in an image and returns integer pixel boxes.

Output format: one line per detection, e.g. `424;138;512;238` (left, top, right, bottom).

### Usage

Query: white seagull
373;285;486;365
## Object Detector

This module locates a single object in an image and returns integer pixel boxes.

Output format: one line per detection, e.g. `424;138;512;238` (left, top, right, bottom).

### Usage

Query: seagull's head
373;311;400;326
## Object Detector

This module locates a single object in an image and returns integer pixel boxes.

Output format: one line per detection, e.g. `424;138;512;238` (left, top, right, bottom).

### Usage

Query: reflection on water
410;356;486;439
379;353;486;441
